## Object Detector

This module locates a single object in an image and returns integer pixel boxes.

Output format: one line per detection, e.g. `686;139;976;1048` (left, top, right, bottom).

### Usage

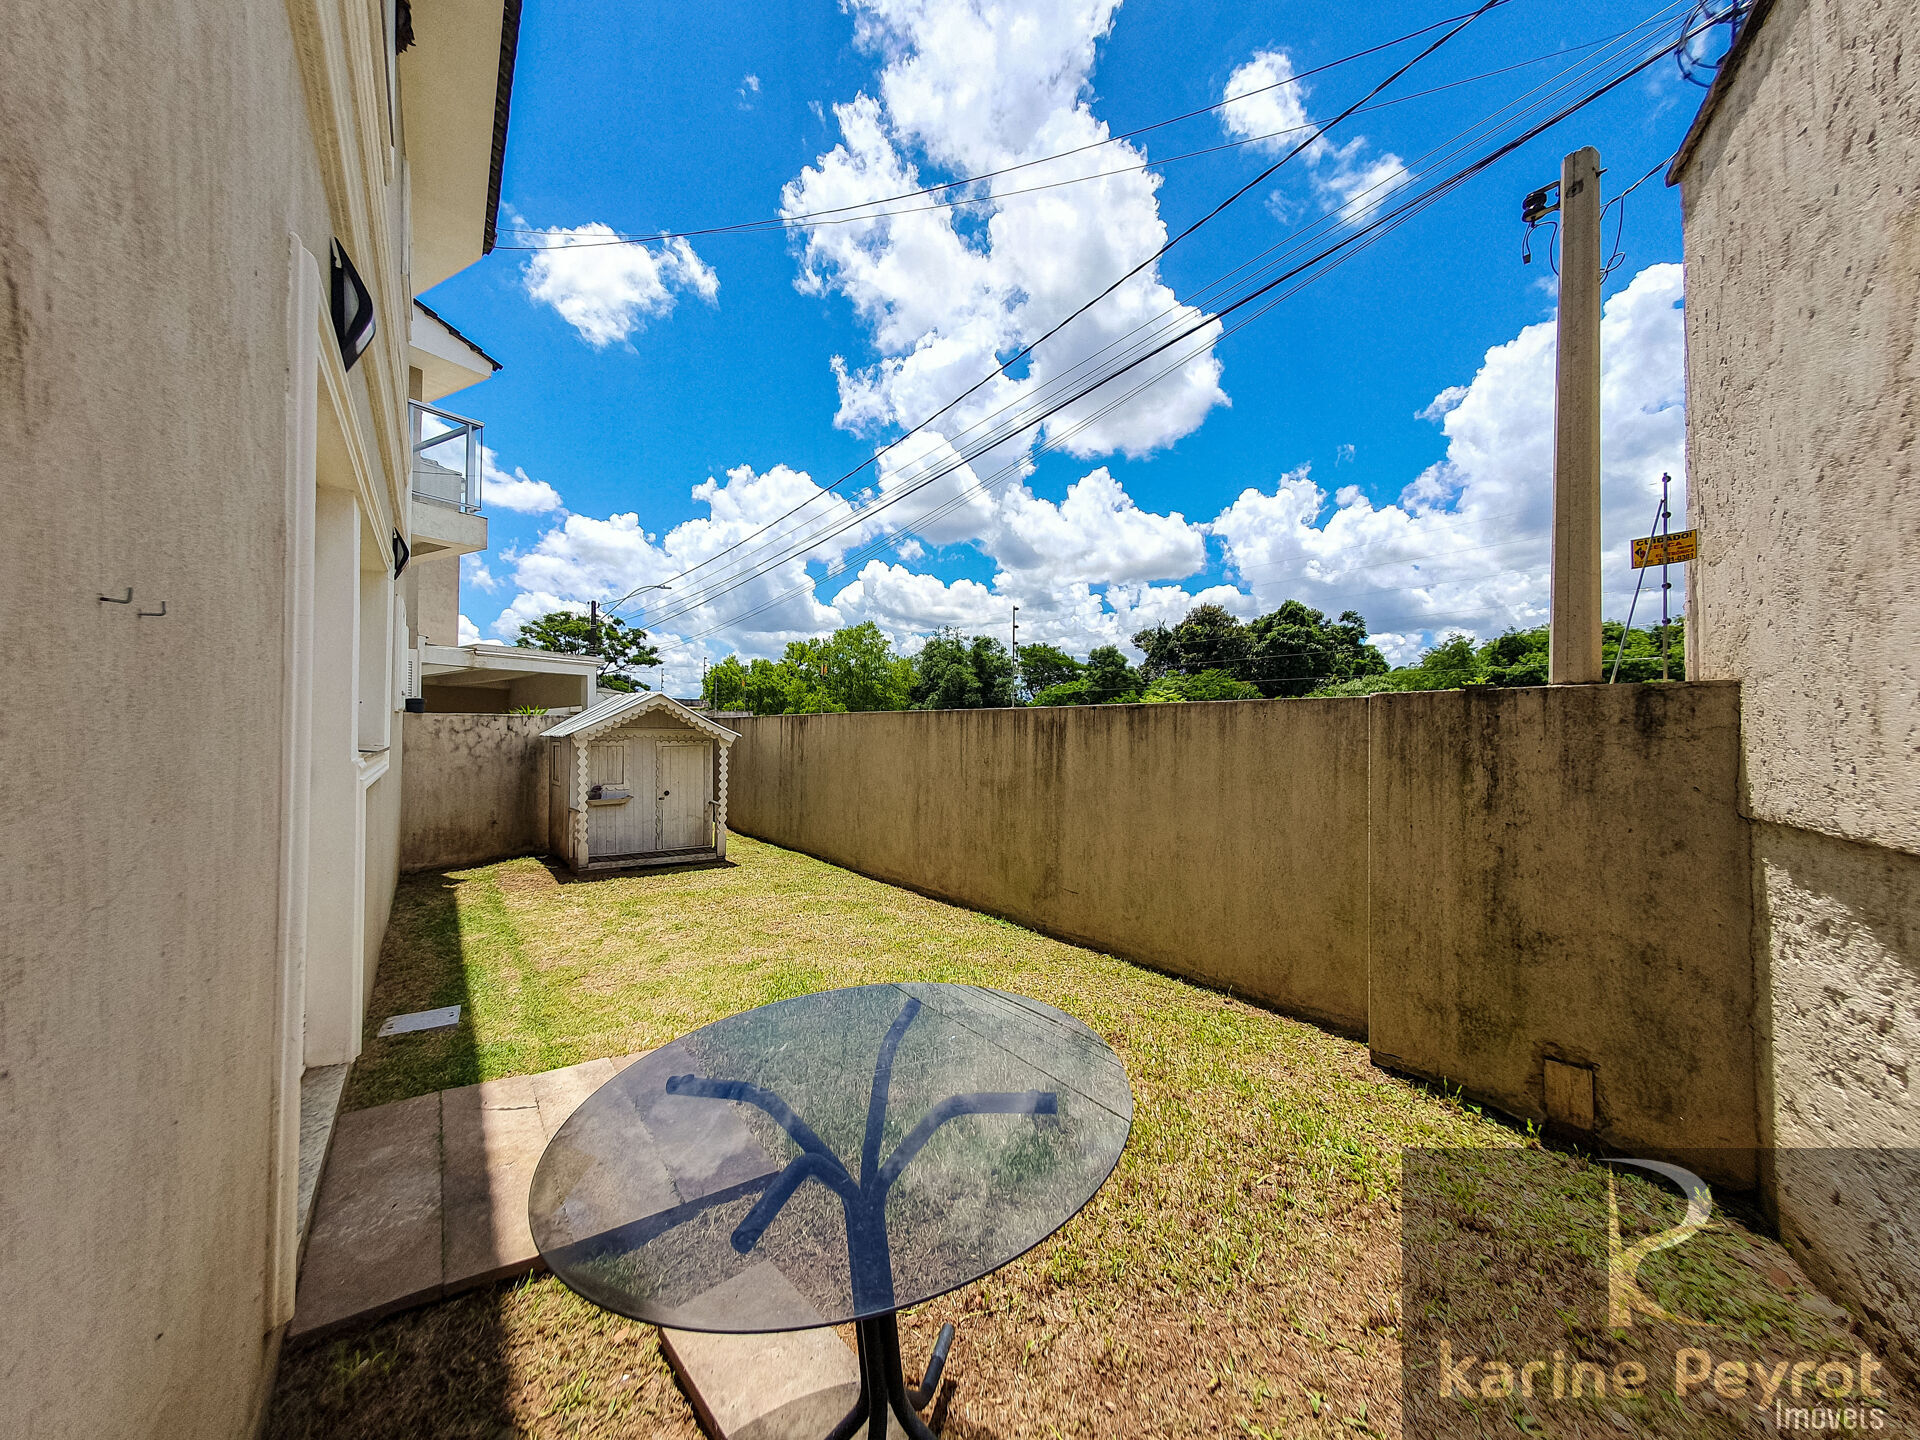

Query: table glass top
528;983;1133;1332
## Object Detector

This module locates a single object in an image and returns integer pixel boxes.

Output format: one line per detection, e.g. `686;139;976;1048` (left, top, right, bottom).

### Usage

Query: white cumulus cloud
480;447;564;514
1220;49;1407;216
522;223;719;347
782;0;1227;479
1208;262;1688;654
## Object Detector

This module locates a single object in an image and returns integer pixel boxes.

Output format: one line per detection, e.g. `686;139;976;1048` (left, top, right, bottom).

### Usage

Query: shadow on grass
540;853;738;885
341;869;480;1112
265;1274;701;1440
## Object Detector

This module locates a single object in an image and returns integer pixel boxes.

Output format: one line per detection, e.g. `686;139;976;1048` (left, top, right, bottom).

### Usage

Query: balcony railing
410;400;483;513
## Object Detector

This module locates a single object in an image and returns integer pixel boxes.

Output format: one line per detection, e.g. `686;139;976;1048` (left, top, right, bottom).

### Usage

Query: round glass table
528;982;1133;1439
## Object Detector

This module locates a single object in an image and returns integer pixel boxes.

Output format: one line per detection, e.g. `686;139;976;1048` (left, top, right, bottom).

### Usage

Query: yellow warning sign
1632;529;1698;568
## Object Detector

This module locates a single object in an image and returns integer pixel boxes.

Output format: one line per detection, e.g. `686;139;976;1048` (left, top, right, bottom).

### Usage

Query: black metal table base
825;1313;953;1440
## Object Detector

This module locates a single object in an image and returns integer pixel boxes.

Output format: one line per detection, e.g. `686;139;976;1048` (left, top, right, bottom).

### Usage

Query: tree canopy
1308;621;1685;696
515;610;660;692
912;629;1015;710
694;605;1679;715
1015;643;1082;698
1129;600;1386;698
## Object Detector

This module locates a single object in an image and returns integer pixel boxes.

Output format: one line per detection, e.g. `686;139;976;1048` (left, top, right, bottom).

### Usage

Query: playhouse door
656;741;712;852
588;739;649;856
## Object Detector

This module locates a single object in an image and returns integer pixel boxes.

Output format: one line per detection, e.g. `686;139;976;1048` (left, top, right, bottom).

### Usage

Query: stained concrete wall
1366;683;1756;1180
728;684;1758;1173
400;713;554;871
0;5;334;1437
729;701;1371;1030
1675;0;1920;1367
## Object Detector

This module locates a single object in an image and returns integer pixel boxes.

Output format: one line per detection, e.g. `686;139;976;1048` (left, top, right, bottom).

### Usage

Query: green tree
912;630;981;709
1477;627;1547;687
911;629;1015;710
818;622;916;711
1133;602;1250;682
1083;645;1141;703
703;656;749;710
515;609;659;692
1246;602;1388;697
1308;621;1687;698
969;635;1016;708
1598;620;1686;683
1141;669;1262;703
1016;643;1082;697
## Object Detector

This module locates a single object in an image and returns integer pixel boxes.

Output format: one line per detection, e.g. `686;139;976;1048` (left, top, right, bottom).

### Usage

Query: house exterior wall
0;0;472;1433
1674;0;1920;1365
413;550;463;644
0;6;330;1436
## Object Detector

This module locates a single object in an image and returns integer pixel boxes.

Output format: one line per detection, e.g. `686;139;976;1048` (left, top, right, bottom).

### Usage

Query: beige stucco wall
1366;682;1756;1182
729;702;1372;1029
729;687;1754;1104
365;760;404;991
1679;0;1919;855
0;5;336;1438
1755;823;1920;1375
400;713;553;871
413;552;462;645
1676;0;1919;1364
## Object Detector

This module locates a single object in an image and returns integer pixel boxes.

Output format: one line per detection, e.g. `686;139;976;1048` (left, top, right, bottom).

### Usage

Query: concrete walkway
291;1054;645;1338
291;1055;891;1438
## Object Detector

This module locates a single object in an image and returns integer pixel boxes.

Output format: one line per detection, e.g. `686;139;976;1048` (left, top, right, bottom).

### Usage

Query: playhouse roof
541;690;740;745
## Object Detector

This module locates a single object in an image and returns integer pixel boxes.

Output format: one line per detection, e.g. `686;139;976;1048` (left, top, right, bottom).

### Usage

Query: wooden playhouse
542;692;738;872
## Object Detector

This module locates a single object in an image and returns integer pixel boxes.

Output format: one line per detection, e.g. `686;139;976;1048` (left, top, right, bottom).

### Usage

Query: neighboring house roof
422;642;601;684
483;0;524;255
542;690;741;744
1667;0;1777;185
414;299;502;371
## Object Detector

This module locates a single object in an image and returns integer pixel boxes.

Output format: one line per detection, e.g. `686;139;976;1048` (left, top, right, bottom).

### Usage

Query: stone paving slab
659;1264;907;1440
291;1091;443;1336
291;1055;643;1339
289;1049;883;1440
441;1073;548;1289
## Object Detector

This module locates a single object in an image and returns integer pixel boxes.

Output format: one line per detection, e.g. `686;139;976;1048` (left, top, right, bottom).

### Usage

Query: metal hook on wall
100;588;133;605
137;600;168;618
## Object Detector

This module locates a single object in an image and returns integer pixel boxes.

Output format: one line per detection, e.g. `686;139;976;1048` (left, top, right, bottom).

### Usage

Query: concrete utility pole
1549;145;1603;684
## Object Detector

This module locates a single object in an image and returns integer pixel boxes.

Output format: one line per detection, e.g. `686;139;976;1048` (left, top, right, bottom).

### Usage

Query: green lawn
273;838;1900;1439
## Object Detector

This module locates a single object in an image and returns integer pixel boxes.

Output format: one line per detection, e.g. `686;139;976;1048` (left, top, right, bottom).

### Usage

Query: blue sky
423;0;1710;691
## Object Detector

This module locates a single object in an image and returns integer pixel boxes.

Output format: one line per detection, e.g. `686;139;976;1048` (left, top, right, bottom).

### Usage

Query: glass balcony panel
409;400;483;513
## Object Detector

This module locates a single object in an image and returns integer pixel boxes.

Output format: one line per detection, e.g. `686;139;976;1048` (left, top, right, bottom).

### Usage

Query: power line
609;2;1685;621
496;33;1637;253
639;21;1696;641
601;1;1512;616
495;4;1522;252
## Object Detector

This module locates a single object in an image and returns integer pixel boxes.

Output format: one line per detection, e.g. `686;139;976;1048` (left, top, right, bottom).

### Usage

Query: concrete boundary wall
730;700;1371;1031
1366;683;1755;1181
400;713;552;872
725;682;1757;1176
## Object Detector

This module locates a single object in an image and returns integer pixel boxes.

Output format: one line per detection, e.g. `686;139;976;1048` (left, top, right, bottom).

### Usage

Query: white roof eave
541;690;739;744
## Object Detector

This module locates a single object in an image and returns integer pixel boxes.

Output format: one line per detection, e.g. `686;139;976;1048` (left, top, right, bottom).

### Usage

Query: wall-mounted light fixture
329;239;376;370
392;529;411;579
